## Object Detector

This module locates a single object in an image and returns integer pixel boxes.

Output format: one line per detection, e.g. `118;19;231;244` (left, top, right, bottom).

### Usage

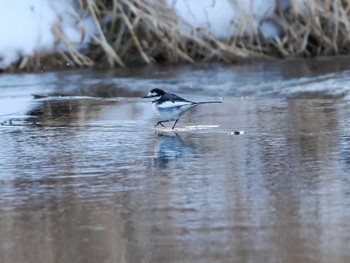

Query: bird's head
142;88;165;98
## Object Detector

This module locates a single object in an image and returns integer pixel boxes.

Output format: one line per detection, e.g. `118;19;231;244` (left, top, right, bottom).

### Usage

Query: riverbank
2;0;350;72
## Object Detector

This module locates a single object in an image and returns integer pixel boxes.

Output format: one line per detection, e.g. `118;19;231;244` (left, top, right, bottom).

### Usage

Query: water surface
1;57;350;263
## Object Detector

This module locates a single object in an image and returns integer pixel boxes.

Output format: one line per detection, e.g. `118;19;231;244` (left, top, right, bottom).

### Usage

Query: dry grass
272;0;350;57
10;0;350;71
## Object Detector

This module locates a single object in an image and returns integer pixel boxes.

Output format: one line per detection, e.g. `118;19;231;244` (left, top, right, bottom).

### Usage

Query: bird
143;88;222;129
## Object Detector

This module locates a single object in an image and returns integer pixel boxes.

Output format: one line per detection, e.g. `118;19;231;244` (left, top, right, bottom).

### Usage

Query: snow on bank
166;0;275;39
0;0;307;70
166;0;306;39
0;0;95;69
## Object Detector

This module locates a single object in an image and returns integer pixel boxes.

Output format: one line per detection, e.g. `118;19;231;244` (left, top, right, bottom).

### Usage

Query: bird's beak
142;92;150;98
142;92;155;98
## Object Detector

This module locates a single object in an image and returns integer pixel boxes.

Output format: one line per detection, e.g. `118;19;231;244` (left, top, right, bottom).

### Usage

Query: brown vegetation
11;0;350;71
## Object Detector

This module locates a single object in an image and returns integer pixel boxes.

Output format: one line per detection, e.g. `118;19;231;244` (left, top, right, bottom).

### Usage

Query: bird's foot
155;121;165;127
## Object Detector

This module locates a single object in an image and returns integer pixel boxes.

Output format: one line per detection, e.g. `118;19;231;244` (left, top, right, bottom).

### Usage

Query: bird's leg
172;119;179;130
155;120;169;127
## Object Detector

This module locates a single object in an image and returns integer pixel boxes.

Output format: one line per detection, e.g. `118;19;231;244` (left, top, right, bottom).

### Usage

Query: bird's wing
157;93;195;109
164;93;191;102
157;100;194;109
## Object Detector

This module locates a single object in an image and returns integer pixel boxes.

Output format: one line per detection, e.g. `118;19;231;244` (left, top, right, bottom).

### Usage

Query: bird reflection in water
152;131;196;169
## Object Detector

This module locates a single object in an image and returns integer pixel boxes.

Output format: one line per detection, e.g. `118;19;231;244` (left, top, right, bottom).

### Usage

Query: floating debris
229;130;245;135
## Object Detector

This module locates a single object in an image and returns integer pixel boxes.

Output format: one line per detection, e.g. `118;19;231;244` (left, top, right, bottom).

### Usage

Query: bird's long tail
196;101;222;105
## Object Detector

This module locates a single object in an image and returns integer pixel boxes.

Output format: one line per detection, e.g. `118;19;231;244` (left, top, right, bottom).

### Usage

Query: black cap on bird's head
142;88;165;98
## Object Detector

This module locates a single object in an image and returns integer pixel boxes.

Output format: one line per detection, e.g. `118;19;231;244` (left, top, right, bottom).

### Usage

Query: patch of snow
0;0;95;69
166;0;306;40
259;20;281;40
166;0;276;39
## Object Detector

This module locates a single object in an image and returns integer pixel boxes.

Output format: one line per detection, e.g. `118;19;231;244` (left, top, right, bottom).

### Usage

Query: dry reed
10;0;350;71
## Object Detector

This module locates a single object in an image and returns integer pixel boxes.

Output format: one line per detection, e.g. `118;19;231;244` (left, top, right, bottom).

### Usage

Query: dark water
2;57;350;263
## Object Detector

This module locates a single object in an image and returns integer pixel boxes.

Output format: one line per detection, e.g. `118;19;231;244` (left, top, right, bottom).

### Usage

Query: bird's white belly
152;102;195;121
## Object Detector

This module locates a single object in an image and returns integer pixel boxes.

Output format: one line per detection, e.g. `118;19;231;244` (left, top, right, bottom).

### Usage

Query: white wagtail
143;88;222;129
